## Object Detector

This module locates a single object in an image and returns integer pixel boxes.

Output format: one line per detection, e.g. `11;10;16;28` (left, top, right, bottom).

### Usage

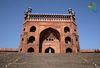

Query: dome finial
68;8;75;16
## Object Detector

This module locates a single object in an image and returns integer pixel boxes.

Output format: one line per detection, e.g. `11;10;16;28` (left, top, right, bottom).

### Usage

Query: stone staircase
0;52;100;68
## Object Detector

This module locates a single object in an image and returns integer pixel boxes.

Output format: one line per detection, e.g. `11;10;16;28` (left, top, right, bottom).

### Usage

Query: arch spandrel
39;26;61;35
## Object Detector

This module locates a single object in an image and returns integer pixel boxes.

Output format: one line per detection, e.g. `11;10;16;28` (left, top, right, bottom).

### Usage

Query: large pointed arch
39;27;60;53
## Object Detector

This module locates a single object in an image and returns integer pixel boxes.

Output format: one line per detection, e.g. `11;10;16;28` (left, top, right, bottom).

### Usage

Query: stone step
0;52;100;68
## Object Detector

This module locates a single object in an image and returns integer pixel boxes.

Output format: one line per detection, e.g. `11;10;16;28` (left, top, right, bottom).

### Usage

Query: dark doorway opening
27;47;34;53
45;47;55;53
66;48;72;53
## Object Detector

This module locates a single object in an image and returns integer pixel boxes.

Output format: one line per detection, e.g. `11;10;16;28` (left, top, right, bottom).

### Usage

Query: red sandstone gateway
19;8;80;53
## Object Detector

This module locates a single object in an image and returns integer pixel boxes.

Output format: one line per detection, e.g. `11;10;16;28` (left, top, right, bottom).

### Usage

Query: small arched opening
28;36;35;44
27;47;34;53
64;26;70;33
66;48;72;53
76;35;79;41
23;28;25;31
20;48;22;52
30;26;36;32
65;37;71;44
77;49;79;52
22;38;24;41
45;47;55;53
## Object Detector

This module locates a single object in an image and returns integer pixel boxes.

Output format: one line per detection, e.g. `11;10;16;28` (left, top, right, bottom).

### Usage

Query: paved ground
0;52;100;68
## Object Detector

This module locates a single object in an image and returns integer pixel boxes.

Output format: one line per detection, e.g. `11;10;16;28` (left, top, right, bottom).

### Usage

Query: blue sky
0;0;100;49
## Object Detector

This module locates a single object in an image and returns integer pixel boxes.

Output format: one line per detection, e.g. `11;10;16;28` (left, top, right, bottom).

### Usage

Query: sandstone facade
19;8;80;53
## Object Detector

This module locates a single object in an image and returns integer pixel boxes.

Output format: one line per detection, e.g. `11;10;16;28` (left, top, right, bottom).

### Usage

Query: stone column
72;35;77;53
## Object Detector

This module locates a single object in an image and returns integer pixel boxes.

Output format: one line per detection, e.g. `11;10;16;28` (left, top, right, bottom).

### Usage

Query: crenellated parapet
24;8;76;22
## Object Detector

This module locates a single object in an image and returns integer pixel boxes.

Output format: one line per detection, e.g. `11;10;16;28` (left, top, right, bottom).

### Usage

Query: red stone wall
0;48;100;53
19;13;80;53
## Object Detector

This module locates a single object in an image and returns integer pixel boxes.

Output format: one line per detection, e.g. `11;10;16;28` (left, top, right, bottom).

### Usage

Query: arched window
74;29;76;32
22;38;24;41
30;26;36;32
76;35;79;41
77;49;79;52
64;26;70;33
65;37;71;44
28;36;35;43
20;48;22;51
66;48;72;53
76;37;78;41
23;28;25;31
27;47;34;53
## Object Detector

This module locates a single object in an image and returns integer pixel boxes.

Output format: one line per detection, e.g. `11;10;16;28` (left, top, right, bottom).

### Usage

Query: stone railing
24;13;75;22
0;48;18;52
80;49;100;53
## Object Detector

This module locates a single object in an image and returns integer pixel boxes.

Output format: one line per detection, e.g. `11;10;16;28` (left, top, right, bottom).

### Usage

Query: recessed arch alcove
39;27;60;53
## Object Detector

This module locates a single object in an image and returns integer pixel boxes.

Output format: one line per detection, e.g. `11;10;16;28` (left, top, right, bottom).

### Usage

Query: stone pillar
72;35;77;53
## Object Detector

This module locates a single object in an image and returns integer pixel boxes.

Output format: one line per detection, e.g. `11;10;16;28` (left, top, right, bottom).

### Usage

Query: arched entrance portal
66;48;72;53
39;27;60;53
27;47;34;53
45;47;55;53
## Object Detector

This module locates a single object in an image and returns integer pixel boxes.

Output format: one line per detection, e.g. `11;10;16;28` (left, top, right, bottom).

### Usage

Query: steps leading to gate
0;52;100;68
